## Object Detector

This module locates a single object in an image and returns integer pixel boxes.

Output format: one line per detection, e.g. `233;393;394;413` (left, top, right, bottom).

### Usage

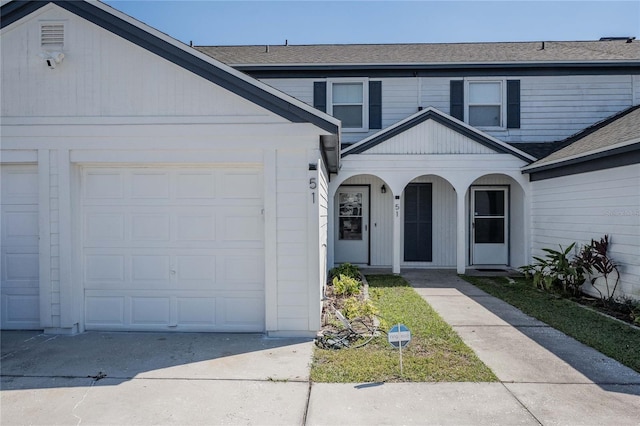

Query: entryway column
392;195;401;274
456;189;466;274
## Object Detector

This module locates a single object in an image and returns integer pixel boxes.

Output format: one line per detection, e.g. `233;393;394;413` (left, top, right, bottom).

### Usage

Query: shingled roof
523;105;640;179
196;40;639;66
530;106;640;167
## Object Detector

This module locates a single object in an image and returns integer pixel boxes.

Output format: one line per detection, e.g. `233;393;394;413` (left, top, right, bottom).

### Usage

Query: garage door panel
82;166;265;332
176;172;216;199
1;165;40;330
2;294;39;324
176;256;215;281
2;206;39;247
85;296;125;326
131;297;171;325
177;214;215;241
223;297;264;325
4;251;40;282
130;172;171;199
84;171;124;199
85;291;263;331
131;255;172;283
220;170;262;199
85;213;125;242
221;255;264;286
85;254;125;283
2;169;38;203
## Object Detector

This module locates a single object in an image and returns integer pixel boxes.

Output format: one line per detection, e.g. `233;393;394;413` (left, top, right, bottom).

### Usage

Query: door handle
364;224;368;231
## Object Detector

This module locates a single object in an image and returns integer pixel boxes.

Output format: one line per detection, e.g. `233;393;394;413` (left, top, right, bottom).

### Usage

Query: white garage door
1;165;40;329
82;166;265;332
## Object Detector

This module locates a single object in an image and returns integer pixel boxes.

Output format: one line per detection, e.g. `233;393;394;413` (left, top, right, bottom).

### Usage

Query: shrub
341;297;378;320
332;274;361;296
574;235;620;303
329;263;360;280
520;242;584;296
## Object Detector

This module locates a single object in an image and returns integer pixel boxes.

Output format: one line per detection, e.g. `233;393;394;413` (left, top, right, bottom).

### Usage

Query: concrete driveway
1;331;314;425
2;270;640;425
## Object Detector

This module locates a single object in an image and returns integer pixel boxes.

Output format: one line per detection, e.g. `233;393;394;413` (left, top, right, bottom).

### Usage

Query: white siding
514;75;635;143
472;174;528;268
365;120;496;155
403;176;457;267
340;174;457;267
1;6;283;121
1;5;331;335
261;78;314;105
382;78;420;129
275;149;310;330
340;175;393;266
318;160;329;286
48;151;61;328
531;165;640;298
258;74;636;146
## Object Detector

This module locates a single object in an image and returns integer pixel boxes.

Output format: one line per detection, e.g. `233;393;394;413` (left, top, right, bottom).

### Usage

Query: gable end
343;109;534;162
1;1;339;135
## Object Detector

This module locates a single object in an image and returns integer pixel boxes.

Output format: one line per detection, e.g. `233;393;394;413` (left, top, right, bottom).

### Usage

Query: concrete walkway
2;270;639;425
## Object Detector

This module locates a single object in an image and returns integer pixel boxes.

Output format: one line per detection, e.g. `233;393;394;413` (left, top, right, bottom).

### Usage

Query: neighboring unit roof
0;0;341;171
342;107;536;163
523;105;640;179
196;40;640;67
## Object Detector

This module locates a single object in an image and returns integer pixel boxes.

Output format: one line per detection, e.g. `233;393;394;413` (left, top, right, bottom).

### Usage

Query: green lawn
310;274;497;383
462;275;640;373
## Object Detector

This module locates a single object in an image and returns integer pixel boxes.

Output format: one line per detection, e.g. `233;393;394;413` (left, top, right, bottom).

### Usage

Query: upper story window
313;79;382;132
467;81;503;127
450;79;520;130
330;82;365;129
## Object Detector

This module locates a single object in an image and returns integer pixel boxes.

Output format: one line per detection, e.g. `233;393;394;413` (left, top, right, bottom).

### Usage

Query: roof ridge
195;40;630;48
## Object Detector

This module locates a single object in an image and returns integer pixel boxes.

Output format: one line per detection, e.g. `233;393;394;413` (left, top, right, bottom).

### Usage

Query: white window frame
327;78;369;132
464;78;507;130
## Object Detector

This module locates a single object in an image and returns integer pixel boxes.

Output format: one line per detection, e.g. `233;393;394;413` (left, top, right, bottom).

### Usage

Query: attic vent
41;24;64;47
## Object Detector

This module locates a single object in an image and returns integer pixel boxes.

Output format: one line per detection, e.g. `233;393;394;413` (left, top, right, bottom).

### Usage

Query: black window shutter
369;81;382;129
450;80;464;121
507;80;521;128
313;81;327;113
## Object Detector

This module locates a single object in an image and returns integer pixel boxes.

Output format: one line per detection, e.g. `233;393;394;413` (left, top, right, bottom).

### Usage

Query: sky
102;1;640;46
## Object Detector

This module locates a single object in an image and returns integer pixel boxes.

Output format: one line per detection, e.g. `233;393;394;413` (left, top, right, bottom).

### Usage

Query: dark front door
404;183;432;262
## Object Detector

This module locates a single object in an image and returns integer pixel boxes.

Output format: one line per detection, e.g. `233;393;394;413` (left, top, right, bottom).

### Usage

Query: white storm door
334;186;369;265
1;165;40;329
471;187;508;265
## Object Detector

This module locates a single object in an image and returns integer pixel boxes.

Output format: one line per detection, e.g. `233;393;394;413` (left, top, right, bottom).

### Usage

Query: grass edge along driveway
310;274;497;383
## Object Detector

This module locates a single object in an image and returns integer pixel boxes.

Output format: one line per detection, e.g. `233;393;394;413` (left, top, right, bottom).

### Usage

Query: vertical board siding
404;176;457;267
276;149;310;330
340;174;457;267
531;165;640;298
471;174;528;268
339;175;393;266
365;120;496;154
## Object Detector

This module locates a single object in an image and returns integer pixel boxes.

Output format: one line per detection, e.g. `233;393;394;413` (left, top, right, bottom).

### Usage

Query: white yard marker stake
388;323;411;377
